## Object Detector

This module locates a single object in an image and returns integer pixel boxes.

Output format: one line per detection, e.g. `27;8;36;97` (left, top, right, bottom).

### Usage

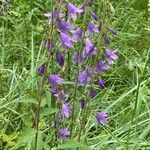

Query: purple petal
56;51;64;66
84;38;96;57
108;28;117;35
95;61;110;74
58;128;70;140
37;64;46;75
48;74;64;87
89;89;96;98
91;12;99;20
60;33;73;48
96;112;108;125
61;103;71;118
98;79;106;89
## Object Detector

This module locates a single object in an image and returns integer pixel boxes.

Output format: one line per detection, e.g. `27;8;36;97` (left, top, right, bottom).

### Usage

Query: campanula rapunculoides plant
35;0;118;149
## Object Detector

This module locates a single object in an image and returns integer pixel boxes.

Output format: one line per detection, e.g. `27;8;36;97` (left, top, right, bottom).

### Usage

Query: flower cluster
37;1;118;141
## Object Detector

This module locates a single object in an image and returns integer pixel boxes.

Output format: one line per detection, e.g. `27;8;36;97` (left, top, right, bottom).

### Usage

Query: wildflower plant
34;0;118;149
1;0;149;149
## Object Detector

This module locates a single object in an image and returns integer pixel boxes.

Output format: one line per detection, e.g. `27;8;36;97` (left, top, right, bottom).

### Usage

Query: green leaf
16;128;36;148
14;98;37;104
56;139;90;150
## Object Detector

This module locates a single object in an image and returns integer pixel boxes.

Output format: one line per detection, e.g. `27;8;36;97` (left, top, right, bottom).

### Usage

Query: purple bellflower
84;38;96;57
44;10;65;23
104;36;110;45
89;89;96;98
96;112;108;125
72;28;82;42
59;128;70;140
60;33;73;49
37;64;46;75
48;74;64;87
98;79;106;89
77;69;92;86
68;3;84;20
54;92;68;101
73;53;83;64
56;51;64;66
105;49;118;64
95;61;110;74
50;88;59;95
108;28;117;35
61;103;71;118
81;99;86;109
91;12;99;20
59;21;74;33
88;22;99;34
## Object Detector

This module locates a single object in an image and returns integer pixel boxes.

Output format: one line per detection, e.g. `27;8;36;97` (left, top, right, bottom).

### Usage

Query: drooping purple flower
44;10;65;23
50;88;59;95
61;103;71;118
58;128;70;140
104;36;110;45
96;112;108;125
105;49;118;64
91;12;99;20
48;74;64;87
98;79;106;89
60;33;73;48
84;38;96;57
77;69;92;86
81;99;86;109
56;52;64;66
72;28;82;42
95;61;110;74
73;53;83;64
88;22;99;34
68;3;84;20
108;28;117;35
89;89;96;98
37;64;46;75
54;92;68;101
59;21;74;33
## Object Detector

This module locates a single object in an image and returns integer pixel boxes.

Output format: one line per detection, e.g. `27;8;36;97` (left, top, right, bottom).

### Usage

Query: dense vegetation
0;0;149;149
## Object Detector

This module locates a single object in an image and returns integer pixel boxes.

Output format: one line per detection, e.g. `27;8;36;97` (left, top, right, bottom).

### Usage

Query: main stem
34;1;54;149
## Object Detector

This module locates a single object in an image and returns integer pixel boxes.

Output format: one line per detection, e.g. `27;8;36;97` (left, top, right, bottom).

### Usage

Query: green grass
0;0;150;149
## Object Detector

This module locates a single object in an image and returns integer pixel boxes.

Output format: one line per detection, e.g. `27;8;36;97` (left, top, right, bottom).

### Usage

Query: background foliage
0;0;149;149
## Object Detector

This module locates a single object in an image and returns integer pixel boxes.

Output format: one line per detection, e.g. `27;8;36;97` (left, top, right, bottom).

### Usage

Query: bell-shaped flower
37;64;46;75
98;79;106;89
71;28;82;42
48;74;64;87
68;3;84;20
96;112;108;125
56;51;64;66
60;33;73;49
84;38;96;57
61;103;71;118
95;61;110;74
77;69;92;86
58;128;70;140
59;21;74;33
105;49;118;64
88;22;99;34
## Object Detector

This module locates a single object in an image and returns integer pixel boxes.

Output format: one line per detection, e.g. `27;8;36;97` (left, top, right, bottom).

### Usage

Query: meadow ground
0;0;150;149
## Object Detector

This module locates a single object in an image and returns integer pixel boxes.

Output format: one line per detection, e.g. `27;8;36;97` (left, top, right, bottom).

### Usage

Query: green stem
34;1;54;149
